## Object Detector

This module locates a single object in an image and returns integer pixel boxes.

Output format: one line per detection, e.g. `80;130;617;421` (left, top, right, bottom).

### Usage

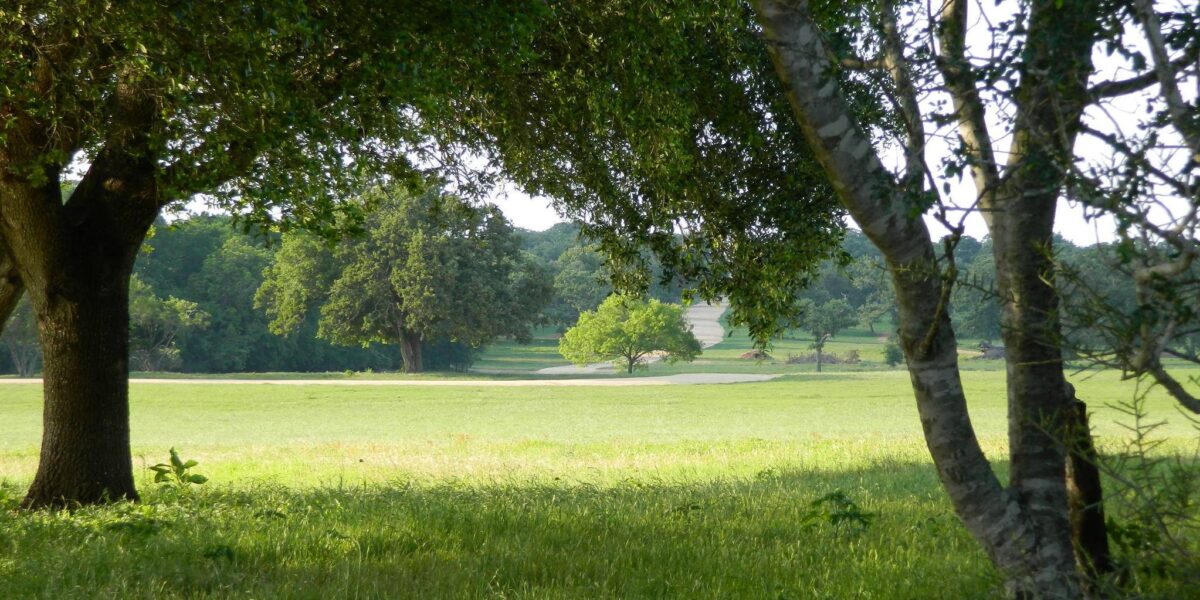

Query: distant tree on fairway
257;186;552;373
548;246;613;327
798;298;856;372
560;295;701;374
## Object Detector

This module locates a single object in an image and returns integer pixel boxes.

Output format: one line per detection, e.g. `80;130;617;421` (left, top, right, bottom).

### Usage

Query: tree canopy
559;295;702;374
257;186;552;373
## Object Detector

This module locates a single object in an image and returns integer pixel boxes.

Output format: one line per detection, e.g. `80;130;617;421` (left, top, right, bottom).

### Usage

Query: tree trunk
1;64;162;508
1065;394;1112;589
989;193;1080;595
751;1;1086;596
399;330;423;373
815;346;823;372
23;271;139;507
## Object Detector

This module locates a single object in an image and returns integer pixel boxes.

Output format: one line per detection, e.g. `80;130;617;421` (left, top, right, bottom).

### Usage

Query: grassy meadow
1;362;1197;598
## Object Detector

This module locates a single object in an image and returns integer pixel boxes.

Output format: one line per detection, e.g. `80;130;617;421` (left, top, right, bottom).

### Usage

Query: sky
485;180;1121;246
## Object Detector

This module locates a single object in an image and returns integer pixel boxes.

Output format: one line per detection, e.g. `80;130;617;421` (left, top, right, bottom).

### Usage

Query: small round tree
559;295;702;374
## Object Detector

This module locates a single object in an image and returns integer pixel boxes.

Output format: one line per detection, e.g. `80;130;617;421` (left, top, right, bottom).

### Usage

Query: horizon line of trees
0;209;1168;376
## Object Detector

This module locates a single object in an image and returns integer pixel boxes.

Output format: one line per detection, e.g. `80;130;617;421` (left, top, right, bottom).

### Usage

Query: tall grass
0;369;1195;598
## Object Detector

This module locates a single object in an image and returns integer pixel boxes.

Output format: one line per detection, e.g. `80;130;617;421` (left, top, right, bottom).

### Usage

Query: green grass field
1;366;1197;598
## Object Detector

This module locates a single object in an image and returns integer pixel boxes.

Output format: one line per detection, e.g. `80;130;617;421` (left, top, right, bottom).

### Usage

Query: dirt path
0;373;778;387
536;299;729;375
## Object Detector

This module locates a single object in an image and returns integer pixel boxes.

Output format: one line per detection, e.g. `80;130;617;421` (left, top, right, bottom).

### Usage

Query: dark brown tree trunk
1;64;162;508
399;330;423;373
23;269;139;507
1065;394;1113;589
816;346;823;372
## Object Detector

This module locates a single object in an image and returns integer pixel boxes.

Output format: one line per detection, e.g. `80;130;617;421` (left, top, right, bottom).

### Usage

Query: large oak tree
0;1;541;507
256;186;552;373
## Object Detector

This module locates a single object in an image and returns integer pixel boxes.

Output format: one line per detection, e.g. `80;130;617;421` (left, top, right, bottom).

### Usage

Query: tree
448;1;1198;594
559;295;701;374
549;245;613;327
798;298;856;372
747;0;1197;594
127;276;209;372
257;186;552;373
444;2;851;341
950;242;1002;343
0;2;548;507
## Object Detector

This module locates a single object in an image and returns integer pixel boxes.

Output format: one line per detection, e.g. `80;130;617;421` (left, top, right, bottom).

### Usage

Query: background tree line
0;214;1168;376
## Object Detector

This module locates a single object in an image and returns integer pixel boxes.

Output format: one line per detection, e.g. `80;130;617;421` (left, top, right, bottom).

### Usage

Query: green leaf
188;474;209;484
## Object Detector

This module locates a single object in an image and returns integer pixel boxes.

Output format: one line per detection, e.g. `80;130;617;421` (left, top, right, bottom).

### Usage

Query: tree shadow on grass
0;461;1018;599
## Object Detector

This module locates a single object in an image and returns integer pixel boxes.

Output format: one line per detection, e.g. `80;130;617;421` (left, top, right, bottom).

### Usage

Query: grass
0;368;1197;598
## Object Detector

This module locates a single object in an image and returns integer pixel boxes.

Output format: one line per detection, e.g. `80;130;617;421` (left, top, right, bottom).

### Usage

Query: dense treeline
0;214;1166;374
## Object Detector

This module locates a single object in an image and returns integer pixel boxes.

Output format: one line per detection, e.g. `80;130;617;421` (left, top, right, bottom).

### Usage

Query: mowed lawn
0;369;1195;599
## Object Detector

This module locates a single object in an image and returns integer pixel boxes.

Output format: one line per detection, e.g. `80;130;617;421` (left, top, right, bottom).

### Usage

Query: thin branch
1132;0;1200;157
933;0;1002;228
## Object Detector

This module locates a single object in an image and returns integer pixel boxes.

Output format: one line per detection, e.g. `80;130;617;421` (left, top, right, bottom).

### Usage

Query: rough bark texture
24;266;140;506
751;1;1092;596
1065;395;1113;588
1;74;160;508
399;330;424;373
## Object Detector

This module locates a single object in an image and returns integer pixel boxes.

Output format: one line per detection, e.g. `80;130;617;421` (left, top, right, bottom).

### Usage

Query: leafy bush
149;448;208;487
884;342;904;367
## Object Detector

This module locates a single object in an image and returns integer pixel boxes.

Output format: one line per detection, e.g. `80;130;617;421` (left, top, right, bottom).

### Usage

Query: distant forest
0;212;1165;375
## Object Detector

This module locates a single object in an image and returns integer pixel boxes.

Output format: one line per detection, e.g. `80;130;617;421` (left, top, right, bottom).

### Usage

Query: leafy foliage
0;299;40;377
256;186;552;372
149;448;208;487
445;1;890;344
559;295;701;373
128;276;209;372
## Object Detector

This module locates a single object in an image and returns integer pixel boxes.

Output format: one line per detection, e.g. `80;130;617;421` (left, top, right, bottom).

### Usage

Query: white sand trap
536;299;729;375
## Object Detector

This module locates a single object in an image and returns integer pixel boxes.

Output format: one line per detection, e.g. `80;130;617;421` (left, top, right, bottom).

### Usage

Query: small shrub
802;490;875;532
884;342;903;367
149;447;208;487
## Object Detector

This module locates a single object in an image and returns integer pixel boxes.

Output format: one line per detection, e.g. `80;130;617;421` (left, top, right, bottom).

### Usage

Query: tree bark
1;82;160;506
399;330;424;373
750;1;1087;596
1065;393;1112;589
23;268;140;507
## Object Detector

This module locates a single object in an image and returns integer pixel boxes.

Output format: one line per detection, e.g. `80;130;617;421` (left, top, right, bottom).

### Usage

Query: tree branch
1088;52;1196;99
1132;0;1200;158
750;0;1039;581
933;0;1001;227
880;0;927;189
